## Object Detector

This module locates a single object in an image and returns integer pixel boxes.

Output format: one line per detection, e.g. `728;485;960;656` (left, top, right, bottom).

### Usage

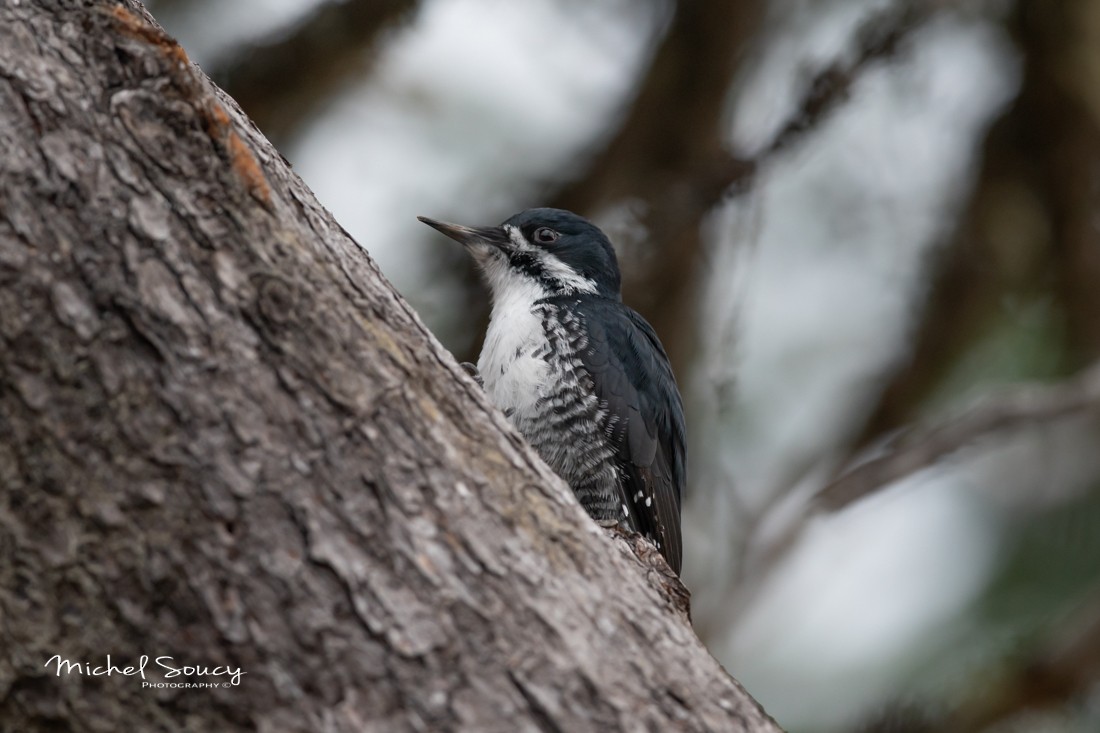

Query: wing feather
574;298;685;573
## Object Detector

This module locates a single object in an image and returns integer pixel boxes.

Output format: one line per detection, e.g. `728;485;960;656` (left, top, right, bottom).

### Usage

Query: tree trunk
0;2;780;731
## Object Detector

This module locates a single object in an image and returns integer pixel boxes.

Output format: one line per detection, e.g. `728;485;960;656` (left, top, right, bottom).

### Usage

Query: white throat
477;276;550;418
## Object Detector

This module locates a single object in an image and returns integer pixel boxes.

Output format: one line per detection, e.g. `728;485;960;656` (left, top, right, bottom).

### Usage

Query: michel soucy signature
44;655;245;688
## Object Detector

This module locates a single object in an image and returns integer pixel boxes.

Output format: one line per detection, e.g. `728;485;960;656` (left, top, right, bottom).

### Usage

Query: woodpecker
419;208;686;573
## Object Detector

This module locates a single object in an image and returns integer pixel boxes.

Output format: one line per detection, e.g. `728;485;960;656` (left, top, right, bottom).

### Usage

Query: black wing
575;297;686;574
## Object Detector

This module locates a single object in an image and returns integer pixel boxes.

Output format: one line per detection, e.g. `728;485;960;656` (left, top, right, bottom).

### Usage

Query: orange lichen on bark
108;5;190;69
108;4;273;209
224;125;273;207
203;103;273;208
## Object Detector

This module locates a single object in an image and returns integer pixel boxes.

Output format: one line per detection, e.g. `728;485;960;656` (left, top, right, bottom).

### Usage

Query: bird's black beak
417;216;509;249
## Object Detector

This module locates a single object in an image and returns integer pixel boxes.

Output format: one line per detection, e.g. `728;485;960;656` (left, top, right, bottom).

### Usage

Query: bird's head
419;208;622;301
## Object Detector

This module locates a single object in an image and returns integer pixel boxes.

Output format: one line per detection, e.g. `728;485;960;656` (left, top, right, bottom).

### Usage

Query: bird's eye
533;227;559;244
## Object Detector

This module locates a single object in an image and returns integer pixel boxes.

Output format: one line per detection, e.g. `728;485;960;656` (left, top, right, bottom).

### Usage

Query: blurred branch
855;534;1100;733
551;0;946;373
760;0;948;159
730;362;1100;637
211;0;419;145
854;0;1100;446
950;590;1100;732
869;583;1100;733
551;1;765;372
817;361;1100;511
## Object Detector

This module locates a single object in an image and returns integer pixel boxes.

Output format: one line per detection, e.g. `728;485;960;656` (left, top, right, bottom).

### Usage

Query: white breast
478;280;551;418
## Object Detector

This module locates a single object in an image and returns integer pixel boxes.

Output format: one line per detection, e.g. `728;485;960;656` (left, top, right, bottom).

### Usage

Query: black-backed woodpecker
419;208;686;573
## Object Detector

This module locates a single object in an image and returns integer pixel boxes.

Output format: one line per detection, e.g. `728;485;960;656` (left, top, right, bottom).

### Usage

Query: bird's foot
460;362;483;388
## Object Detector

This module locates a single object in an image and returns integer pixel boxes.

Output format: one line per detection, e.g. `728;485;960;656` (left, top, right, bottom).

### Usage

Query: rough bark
0;2;780;732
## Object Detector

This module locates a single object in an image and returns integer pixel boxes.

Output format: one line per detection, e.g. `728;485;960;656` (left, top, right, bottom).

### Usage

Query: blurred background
145;0;1100;730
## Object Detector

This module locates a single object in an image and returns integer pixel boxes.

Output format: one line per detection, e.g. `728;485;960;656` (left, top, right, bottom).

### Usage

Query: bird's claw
460;362;483;387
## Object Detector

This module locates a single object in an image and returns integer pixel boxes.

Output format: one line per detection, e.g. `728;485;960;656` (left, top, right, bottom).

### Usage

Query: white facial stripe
501;223;598;295
535;250;598;294
504;224;531;251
